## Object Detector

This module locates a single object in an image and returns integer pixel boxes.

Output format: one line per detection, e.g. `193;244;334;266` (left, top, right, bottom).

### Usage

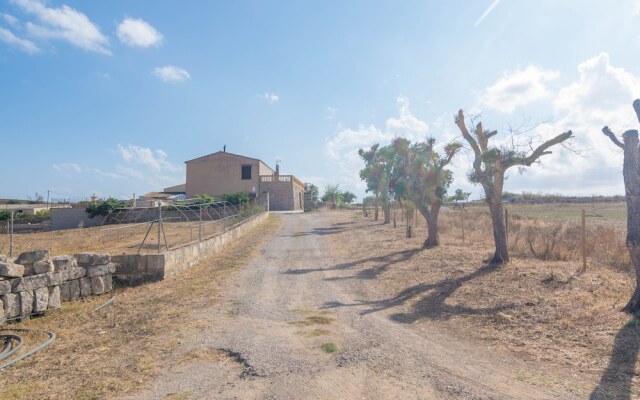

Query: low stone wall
0;250;114;322
113;211;269;285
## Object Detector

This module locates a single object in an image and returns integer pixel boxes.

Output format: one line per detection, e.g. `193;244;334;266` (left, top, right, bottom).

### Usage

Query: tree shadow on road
283;248;420;279
283;220;375;237
323;263;517;323
590;324;640;400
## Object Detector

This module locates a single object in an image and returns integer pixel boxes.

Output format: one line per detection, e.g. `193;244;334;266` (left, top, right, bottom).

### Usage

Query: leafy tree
453;189;471;203
86;198;129;218
304;183;320;203
359;144;394;223
322;184;343;207
342;191;357;204
455;109;573;264
0;210;10;221
390;137;460;248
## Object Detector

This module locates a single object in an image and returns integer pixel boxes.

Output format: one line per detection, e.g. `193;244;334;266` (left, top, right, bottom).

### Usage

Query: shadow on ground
283;249;420;280
323;263;518;323
283;220;374;237
590;324;640;400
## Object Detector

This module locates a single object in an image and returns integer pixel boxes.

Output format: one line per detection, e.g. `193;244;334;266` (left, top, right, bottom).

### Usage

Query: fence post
157;204;162;254
505;208;509;247
582;209;587;271
461;205;465;245
198;205;202;242
9;212;14;258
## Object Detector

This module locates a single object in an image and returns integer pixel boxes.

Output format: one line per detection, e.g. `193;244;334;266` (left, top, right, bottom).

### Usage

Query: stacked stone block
0;250;114;321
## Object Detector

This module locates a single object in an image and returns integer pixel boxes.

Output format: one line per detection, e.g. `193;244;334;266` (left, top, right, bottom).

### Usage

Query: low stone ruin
0;250;114;321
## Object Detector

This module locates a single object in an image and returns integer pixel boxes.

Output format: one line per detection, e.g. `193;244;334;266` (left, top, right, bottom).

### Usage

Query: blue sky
1;0;639;201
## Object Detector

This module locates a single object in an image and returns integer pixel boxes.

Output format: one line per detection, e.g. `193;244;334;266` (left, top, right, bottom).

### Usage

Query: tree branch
603;126;625;149
506;130;573;168
455;110;481;158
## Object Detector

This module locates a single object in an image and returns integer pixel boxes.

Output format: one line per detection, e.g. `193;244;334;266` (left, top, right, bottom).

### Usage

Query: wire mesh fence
437;202;630;271
0;197;267;258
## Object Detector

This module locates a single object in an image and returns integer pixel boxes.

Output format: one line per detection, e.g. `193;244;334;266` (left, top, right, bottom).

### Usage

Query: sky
1;0;640;202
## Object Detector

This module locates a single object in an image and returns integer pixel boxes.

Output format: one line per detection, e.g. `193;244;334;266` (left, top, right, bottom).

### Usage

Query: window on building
241;165;252;180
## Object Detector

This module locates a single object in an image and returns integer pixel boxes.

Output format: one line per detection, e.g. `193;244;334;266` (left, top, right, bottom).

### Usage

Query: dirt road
127;212;582;399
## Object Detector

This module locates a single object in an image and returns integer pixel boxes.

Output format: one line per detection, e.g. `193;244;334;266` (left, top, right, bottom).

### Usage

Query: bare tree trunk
622;129;640;314
383;202;391;224
374;193;379;221
603;101;640;315
418;203;441;249
393;207;396;228
487;199;509;263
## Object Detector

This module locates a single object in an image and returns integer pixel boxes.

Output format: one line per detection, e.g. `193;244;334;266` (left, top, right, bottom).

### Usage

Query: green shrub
86;198;129;218
222;192;250;205
36;209;51;218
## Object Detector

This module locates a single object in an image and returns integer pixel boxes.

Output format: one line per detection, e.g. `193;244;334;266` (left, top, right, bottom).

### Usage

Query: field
0;212;259;257
331;201;637;397
0;202;636;398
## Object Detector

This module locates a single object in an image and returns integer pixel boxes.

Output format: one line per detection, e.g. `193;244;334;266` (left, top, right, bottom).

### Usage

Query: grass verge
0;215;282;400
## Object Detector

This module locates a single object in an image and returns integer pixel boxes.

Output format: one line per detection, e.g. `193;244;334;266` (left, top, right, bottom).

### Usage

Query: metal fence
0;197;267;258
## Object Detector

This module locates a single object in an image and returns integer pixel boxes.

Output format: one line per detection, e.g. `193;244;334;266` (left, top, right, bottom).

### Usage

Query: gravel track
126;212;581;399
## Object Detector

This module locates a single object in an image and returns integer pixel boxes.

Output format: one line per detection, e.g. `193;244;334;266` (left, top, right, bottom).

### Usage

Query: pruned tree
453;188;471;203
304;183;320;204
391;137;461;248
359;144;393;223
603;99;640;315
322;184;342;208
342;191;357;204
455;109;573;264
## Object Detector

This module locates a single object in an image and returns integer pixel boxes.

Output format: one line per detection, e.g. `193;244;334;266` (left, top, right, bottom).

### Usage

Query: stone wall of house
260;180;295;211
0;250;113;321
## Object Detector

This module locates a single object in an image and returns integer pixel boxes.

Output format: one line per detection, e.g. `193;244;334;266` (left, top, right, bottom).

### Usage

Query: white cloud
0;27;39;54
478;53;640;196
53;162;82;173
479;66;560;113
475;0;501;27
93;168;122;180
116;144;182;173
117;17;163;48
12;0;110;54
325;106;338;120
260;92;279;104
152;65;191;83
324;96;433;195
385;95;429;141
3;14;19;27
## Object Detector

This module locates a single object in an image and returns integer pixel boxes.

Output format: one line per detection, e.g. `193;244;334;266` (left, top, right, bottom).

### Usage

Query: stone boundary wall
112;211;269;285
50;208;104;230
0;251;114;322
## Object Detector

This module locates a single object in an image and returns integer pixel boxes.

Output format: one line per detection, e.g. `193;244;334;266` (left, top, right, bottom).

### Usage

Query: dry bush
439;207;630;272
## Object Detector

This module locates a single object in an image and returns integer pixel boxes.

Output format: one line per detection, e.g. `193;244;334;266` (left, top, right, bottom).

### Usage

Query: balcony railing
260;175;304;188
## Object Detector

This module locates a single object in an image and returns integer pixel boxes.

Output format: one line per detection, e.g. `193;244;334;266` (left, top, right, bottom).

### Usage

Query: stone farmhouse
183;151;305;211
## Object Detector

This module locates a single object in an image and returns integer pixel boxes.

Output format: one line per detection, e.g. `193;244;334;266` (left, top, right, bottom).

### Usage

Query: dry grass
0;215;282;400
0;215;256;256
438;204;629;269
327;207;638;396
